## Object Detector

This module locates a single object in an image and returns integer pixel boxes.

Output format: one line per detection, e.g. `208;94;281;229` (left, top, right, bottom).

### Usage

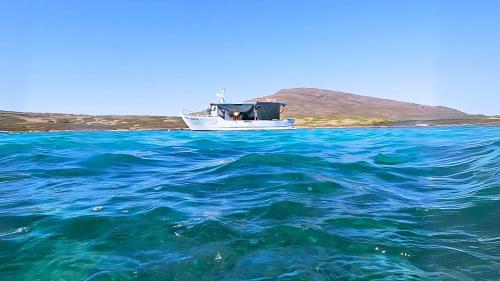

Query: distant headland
1;88;499;132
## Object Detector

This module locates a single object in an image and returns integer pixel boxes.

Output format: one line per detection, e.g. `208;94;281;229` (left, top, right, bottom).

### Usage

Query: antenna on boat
216;88;226;103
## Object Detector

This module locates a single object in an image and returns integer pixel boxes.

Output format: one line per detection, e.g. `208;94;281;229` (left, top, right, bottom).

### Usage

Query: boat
181;90;295;131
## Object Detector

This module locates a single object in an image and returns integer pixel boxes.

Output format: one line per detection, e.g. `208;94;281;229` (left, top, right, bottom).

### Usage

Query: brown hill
252;88;479;127
259;88;466;120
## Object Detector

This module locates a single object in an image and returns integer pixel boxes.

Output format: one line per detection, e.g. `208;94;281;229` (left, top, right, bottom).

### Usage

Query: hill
255;88;496;127
260;88;466;120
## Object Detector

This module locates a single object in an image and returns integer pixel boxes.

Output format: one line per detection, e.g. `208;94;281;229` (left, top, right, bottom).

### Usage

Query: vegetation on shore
294;116;390;127
2;110;498;132
0;111;187;132
293;115;500;128
2;88;499;132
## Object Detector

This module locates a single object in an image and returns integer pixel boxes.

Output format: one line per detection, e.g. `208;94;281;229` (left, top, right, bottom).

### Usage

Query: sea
0;126;499;280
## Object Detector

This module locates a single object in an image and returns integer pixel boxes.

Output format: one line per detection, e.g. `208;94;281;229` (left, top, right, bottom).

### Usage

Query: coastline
2;122;499;134
1;110;499;133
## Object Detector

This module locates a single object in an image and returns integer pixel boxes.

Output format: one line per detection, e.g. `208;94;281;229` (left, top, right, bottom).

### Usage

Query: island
1;88;499;132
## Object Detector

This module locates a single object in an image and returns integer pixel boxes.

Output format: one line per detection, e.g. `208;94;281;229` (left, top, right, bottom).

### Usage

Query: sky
1;0;499;115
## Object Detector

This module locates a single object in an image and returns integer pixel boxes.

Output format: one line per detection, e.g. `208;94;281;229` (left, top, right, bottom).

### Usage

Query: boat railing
182;108;211;117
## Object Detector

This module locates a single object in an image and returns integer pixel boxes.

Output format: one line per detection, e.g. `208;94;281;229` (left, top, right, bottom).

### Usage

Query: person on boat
232;112;240;120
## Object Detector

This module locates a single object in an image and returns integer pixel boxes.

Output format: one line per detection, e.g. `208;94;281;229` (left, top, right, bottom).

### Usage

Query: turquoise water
0;127;499;280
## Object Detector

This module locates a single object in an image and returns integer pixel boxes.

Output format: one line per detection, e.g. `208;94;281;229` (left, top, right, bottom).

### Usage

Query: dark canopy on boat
211;102;286;121
215;103;254;113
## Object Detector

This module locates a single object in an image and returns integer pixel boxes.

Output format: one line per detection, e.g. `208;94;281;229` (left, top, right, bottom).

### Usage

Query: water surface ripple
0;127;499;280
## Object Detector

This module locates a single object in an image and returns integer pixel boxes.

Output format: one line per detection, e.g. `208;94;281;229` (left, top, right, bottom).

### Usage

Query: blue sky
1;0;499;115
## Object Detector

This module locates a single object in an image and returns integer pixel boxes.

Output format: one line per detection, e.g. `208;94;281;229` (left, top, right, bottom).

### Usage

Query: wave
0;127;499;280
79;153;164;169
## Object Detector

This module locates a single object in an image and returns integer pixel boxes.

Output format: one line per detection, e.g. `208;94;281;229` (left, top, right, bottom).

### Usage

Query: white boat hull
181;114;295;131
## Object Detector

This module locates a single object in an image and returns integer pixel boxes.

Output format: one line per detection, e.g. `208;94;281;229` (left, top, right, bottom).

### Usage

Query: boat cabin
210;102;286;121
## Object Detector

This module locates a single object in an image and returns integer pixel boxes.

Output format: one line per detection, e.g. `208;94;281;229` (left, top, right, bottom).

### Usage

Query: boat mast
216;89;226;103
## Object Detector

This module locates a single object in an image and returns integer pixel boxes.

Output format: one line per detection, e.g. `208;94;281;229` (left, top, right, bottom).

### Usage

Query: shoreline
2;110;499;133
1;122;499;134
